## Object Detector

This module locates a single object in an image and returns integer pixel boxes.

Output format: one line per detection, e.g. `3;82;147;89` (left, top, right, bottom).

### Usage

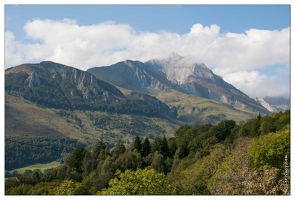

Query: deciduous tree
98;168;173;195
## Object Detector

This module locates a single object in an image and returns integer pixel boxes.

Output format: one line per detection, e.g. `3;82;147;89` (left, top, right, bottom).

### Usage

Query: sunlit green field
8;161;61;174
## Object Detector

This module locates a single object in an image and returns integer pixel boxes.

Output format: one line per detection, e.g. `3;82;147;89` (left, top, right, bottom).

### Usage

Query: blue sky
3;3;291;98
5;5;290;39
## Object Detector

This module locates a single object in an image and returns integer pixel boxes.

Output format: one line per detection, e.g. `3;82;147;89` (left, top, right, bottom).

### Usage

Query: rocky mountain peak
146;53;214;85
168;51;184;61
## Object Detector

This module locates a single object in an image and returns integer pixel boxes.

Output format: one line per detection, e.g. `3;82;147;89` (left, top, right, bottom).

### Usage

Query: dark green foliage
173;123;216;158
82;171;113;193
174;124;191;138
95;137;107;154
174;139;189;159
161;136;169;159
5;136;84;170
66;147;86;173
115;150;143;171
167;138;178;158
259;116;277;135
150;136;170;159
238;117;265;137
257;112;262;121
256;111;289;137
151;136;162;153
250;118;261;136
224;125;240;145
209;120;236;141
133;136;142;153
141;137;151;157
31;170;42;183
41;165;68;182
82;150;98;176
5;72;29;93
275;110;290;131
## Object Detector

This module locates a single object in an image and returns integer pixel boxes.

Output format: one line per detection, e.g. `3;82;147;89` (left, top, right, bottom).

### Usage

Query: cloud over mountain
5;18;290;98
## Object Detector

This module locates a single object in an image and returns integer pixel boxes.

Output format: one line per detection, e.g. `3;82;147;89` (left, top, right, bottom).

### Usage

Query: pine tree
96;134;107;154
65;147;86;173
142;137;151;157
161;135;169;159
151;136;162;153
134;136;142;153
257;112;262;120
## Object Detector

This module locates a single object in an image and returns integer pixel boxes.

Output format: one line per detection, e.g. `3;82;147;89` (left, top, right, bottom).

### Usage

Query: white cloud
188;23;220;36
212;28;290;76
224;70;289;98
5;32;24;65
4;19;290;97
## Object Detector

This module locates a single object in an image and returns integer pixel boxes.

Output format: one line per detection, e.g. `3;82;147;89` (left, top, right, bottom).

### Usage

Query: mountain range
88;52;270;115
6;52;287;169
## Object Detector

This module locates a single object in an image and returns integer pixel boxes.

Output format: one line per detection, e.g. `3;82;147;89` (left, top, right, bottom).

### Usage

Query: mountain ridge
5;59;268;130
5;59;273;169
88;53;270;115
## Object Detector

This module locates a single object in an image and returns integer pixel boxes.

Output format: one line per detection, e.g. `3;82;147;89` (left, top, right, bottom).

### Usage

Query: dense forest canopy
5;110;290;195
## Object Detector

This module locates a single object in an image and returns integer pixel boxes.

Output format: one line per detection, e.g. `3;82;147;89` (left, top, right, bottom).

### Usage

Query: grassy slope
5;93;87;140
5;93;180;147
118;86;257;125
150;89;257;124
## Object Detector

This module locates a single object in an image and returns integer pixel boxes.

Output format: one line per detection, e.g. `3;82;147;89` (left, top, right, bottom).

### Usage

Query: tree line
5;135;85;170
5;110;290;195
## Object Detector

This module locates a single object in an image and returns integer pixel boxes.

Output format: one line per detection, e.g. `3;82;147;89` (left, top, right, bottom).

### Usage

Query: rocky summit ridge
89;52;270;115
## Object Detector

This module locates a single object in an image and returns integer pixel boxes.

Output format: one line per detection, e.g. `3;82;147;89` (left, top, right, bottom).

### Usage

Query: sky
3;2;292;99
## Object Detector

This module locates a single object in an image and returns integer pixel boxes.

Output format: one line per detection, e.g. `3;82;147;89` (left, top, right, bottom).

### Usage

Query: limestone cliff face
24;61;124;103
28;70;41;88
103;91;115;103
56;64;124;102
123;61;152;88
255;97;278;112
62;67;100;87
88;60;167;92
148;52;214;85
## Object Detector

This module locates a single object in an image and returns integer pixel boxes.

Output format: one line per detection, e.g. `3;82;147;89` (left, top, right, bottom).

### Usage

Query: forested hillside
5;110;290;195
